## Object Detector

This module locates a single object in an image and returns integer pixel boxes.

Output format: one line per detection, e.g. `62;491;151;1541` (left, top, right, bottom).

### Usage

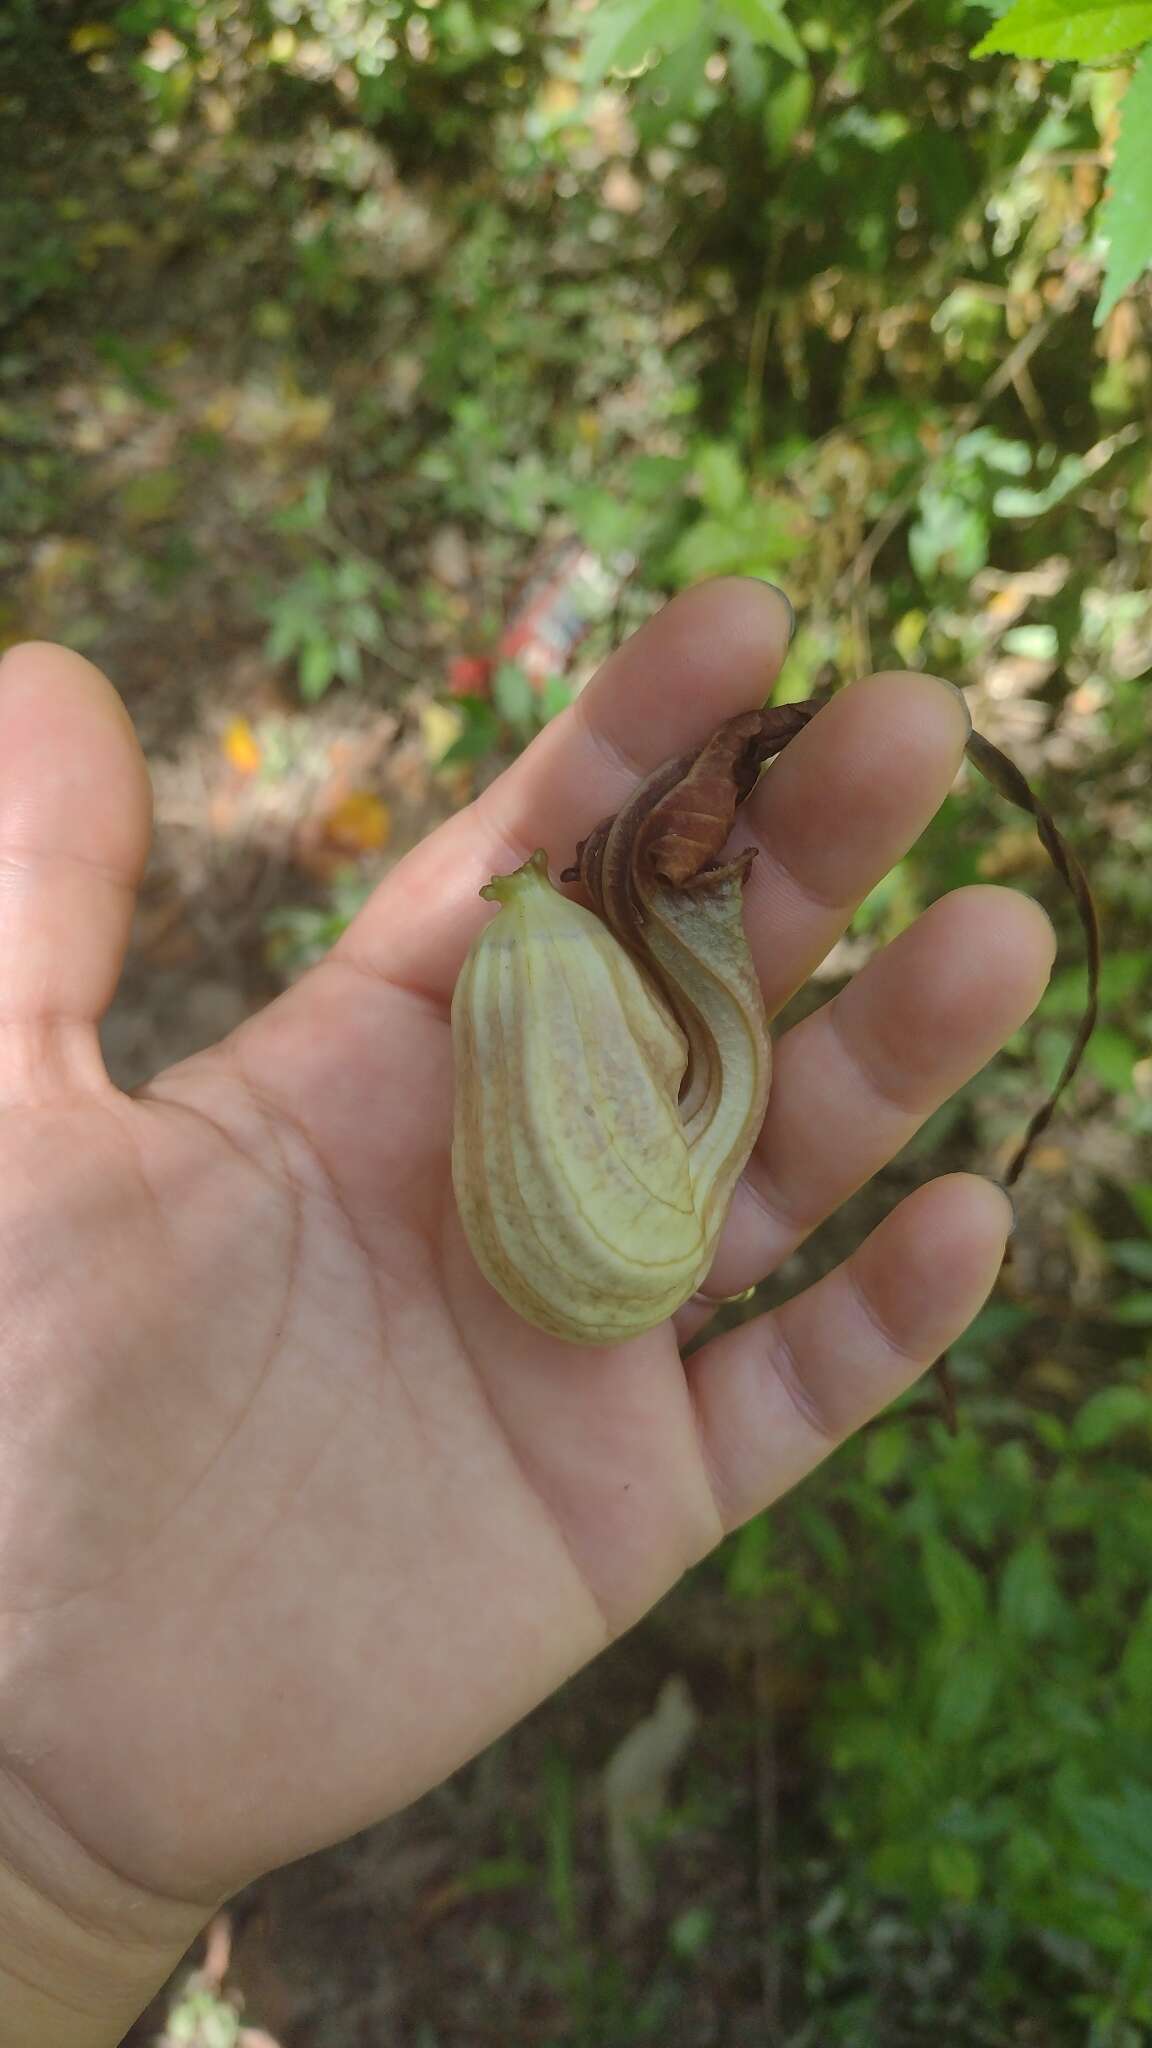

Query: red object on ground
444;541;632;697
446;654;494;697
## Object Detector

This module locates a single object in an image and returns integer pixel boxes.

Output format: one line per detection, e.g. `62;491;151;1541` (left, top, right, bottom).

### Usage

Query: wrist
0;1767;212;2048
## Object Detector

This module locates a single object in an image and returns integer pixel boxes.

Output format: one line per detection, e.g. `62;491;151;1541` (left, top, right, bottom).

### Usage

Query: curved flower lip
454;698;1097;1344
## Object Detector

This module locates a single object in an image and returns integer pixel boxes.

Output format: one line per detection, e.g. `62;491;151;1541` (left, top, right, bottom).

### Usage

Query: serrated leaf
1098;48;1152;321
974;1;1152;60
720;0;805;65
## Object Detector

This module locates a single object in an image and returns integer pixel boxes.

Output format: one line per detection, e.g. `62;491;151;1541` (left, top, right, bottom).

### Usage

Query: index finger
335;578;795;1009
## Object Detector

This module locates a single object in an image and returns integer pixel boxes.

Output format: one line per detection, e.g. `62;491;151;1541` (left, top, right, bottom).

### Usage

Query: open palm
0;585;1052;1961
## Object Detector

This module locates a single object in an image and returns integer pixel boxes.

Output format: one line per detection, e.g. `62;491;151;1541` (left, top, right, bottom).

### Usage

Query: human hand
0;584;1053;2042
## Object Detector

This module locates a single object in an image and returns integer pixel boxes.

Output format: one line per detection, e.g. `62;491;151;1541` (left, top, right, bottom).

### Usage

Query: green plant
261;556;395;700
973;0;1152;318
726;1341;1152;2033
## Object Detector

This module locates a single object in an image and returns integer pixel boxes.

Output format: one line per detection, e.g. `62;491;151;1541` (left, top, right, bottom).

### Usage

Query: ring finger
677;882;1055;1336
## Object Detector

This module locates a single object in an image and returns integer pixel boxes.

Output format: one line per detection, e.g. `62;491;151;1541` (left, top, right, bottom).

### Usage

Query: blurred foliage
2;0;1151;2040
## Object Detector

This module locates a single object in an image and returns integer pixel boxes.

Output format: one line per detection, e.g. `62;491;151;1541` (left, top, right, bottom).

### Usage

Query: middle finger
736;668;971;1019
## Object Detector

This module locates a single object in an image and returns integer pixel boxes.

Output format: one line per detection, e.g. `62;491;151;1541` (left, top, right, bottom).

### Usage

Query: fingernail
937;675;973;736
755;582;796;645
987;1179;1017;1236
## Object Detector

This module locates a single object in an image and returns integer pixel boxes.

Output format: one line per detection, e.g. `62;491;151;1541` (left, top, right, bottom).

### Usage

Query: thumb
0;642;152;1106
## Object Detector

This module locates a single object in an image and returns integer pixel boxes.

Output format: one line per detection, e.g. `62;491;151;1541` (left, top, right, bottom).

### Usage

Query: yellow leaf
538;78;581;116
84;221;143;253
70;23;116;52
420;701;463;762
223;718;262;777
323;791;391;853
893;610;926;664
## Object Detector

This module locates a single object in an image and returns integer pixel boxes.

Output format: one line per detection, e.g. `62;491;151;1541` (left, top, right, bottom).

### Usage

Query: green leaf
934;1644;999;1741
974;1;1152;61
1086;1025;1139;1092
1073;1385;1152;1446
763;64;814;157
1111;1293;1152;1325
865;1423;911;1486
493;660;537;732
993;450;1090;517
922;1536;988;1635
299;639;337;700
1041;949;1148;1018
694;440;746;515
584;0;702;80
930;1839;983;1902
725;1512;777;1600
720;0;805;65
1070;1785;1152;1890
669;1904;716;1957
1111;1239;1152;1280
1098;49;1152;321
334;639;362;684
440;698;501;766
1119;1592;1152;1698
540;675;576;723
998;1535;1063;1641
449;1856;533;1897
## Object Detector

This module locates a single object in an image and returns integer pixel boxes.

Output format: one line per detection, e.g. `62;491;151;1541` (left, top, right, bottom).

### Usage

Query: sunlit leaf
974;0;1152;61
1098;48;1152;321
583;0;703;81
720;0;806;65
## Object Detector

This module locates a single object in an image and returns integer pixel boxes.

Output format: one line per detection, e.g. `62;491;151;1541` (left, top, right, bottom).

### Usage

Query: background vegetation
2;1;1151;2041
